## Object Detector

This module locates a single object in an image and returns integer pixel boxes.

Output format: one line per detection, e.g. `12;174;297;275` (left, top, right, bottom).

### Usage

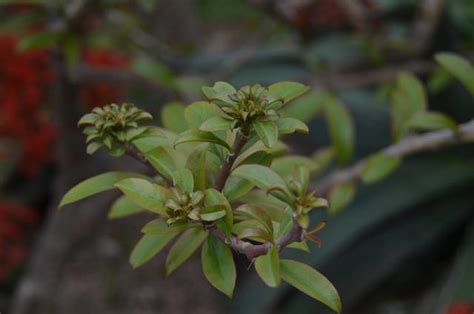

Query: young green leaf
253;120;278;148
204;189;233;237
172;168;194;193
201;235;236;298
184;101;223;128
130;233;178;268
146;147;176;179
166;227;209;275
268;81;310;104
280;259;342;313
255;246;280;287
325;97;354;164
362;153;401;183
435;52;474;96
59;172;146;208
200;205;227;221
199;116;233;132
203;81;236;99
161;102;188;133
108;195;144;219
328;182;356;213
276;117;309;135
233;164;286;190
407;111;458;132
115;178;168;215
174;130;231;150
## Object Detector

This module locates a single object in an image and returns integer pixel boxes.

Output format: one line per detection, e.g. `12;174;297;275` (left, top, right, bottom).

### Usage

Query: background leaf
280;259;341;313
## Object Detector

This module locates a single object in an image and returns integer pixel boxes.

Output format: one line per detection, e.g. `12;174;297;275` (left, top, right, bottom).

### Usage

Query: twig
316;120;474;196
209;218;303;260
214;130;250;191
68;64;174;97
411;0;446;53
334;0;370;33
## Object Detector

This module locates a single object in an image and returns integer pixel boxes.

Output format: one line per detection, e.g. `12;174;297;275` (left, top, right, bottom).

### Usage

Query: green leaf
281;90;328;122
213;81;236;95
268;81;310;104
325;97;354;164
435;52;474;96
276;207;293;240
200;205;227;221
141;219;190;235
276;117;309;135
407;111;458;132
223;177;255;202
253;120;278;148
236;204;273;234
391;72;427;140
130;233;178;268
204;189;233;238
175;130;230;150
280;259;341;313
59;172;145;208
172;169;194;193
328;182;356;213
199;116;233;132
185;101;223;129
232;151;272;170
233;164;286;190
115;178;168;215
108;195;144;219
287;241;310;252
362;153;401;183
161;102;188;133
397;72;427;111
17;31;61;51
201;235;236;298
186;148;208;191
255;246;280;287
166;227;209;275
131;56;174;87
146;147;176;179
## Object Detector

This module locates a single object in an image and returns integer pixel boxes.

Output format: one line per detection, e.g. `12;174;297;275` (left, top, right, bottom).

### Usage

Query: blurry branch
334;0;370;33
245;0;310;26
68;64;176;97
312;58;434;90
312;53;474;90
316;120;474;195
411;0;446;53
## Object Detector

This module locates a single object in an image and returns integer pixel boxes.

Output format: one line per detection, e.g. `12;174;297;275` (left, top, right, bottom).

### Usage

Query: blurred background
0;0;473;313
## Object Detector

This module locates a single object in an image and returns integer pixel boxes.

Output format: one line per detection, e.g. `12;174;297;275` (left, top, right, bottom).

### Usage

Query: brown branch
334;0;370;33
411;0;447;53
209;218;303;260
68;64;174;97
213;130;250;191
316;120;474;196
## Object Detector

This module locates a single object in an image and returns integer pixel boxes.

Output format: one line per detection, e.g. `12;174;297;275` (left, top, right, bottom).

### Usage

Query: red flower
0;201;38;282
444;302;474;314
80;49;128;109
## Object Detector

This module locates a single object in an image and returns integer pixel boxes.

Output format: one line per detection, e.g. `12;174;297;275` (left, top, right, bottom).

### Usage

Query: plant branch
213;130;250;191
209;218;303;260
316;120;474;196
124;143;173;185
411;0;446;53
